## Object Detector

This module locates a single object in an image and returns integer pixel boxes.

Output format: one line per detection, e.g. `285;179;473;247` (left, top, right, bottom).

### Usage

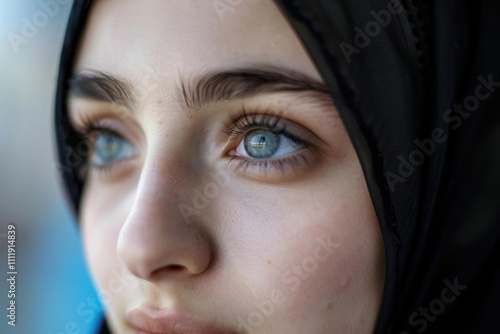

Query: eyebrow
68;66;329;112
179;66;329;109
68;70;137;111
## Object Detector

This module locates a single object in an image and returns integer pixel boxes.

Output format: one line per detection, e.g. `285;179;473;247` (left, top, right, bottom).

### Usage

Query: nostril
168;264;185;271
150;264;186;278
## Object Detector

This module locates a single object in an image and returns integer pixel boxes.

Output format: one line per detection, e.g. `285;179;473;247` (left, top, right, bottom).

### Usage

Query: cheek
266;203;382;330
80;180;135;313
219;163;384;329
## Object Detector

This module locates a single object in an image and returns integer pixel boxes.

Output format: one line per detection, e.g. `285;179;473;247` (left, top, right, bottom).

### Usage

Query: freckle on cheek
335;273;351;290
327;261;354;292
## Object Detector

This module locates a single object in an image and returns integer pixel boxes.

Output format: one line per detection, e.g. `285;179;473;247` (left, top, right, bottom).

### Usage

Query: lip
126;306;234;334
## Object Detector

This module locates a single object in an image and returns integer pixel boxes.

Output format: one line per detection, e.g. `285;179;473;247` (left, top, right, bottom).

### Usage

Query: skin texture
68;0;385;333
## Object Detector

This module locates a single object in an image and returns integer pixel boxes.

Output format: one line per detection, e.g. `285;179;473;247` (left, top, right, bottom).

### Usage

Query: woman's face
68;1;385;333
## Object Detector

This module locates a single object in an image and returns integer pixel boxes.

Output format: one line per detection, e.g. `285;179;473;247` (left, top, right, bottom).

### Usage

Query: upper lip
126;306;235;334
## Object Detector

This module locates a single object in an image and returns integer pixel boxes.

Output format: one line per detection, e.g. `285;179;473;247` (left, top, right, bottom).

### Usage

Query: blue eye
91;132;137;167
238;128;304;159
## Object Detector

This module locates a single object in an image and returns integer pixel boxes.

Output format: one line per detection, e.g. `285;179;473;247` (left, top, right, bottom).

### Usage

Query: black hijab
55;1;500;333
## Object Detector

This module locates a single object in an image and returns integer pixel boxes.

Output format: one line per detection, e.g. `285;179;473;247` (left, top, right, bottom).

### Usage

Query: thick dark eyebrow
68;66;329;112
179;66;329;109
68;70;137;109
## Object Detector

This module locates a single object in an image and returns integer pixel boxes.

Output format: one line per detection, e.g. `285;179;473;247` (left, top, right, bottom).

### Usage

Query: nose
117;161;213;281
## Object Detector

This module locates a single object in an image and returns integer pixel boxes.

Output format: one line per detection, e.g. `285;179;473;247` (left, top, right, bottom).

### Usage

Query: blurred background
0;1;101;333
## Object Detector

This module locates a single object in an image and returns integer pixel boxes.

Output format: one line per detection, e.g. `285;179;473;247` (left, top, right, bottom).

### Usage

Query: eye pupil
244;129;280;158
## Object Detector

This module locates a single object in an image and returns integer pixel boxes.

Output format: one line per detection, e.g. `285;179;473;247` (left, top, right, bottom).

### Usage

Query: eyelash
74;114;124;178
73;108;315;178
221;107;314;175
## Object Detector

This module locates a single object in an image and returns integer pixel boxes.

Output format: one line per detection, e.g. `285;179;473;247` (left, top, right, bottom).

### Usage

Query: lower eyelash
77;161;111;180
227;150;315;176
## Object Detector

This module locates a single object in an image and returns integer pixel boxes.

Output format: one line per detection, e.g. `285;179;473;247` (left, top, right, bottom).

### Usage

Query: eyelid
226;149;322;182
68;96;143;140
221;109;319;153
82;124;121;141
71;111;143;150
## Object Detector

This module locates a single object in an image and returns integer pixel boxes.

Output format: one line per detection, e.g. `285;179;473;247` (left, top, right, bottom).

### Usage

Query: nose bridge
116;146;212;281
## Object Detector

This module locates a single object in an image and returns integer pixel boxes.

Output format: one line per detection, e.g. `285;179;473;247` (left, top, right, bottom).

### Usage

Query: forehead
73;0;321;84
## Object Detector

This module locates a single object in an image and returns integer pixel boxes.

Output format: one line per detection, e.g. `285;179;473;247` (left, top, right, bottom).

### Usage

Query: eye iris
244;129;280;158
95;133;123;163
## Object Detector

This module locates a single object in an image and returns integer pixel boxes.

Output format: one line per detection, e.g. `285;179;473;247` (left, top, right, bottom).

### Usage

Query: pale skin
67;0;385;333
